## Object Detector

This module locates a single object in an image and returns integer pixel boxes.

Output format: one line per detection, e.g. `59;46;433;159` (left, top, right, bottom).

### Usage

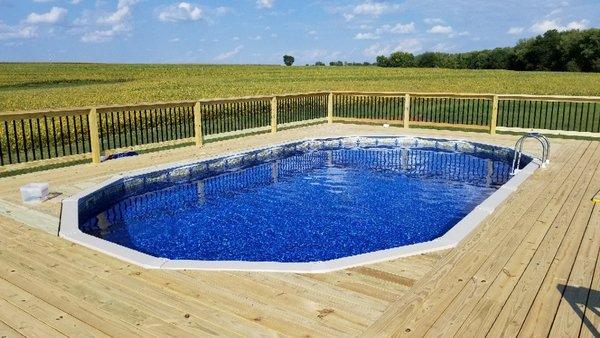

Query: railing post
194;101;204;147
88;107;101;164
327;92;334;123
490;95;498;135
271;96;278;133
403;93;411;129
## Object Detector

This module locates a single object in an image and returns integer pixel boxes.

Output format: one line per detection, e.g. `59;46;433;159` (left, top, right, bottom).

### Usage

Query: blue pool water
80;141;517;262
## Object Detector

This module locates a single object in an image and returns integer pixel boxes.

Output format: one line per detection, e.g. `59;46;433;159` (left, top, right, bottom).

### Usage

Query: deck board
363;140;588;336
578;209;600;338
0;124;597;336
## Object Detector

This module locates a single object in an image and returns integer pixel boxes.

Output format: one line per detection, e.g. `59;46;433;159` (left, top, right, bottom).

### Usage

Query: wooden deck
0;124;598;337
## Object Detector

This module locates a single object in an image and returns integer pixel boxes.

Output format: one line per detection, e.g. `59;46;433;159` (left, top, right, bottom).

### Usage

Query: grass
1;63;600;112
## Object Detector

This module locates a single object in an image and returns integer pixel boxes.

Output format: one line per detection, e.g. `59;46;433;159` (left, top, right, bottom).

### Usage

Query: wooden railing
0;91;598;168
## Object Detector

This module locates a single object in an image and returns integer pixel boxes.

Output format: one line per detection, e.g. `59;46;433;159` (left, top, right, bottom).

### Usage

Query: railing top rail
331;91;495;99
332;91;600;102
0;107;91;121
496;94;600;103
2;90;599;120
330;91;408;97
200;91;328;105
0;91;330;119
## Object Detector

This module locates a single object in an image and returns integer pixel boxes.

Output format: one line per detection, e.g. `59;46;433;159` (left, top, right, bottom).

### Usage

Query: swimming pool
60;136;537;272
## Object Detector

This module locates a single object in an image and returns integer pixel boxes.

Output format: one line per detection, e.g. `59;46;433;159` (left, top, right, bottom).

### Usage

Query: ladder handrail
511;132;550;175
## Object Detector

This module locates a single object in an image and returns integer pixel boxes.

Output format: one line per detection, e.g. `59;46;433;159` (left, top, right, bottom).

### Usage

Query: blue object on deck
105;151;139;161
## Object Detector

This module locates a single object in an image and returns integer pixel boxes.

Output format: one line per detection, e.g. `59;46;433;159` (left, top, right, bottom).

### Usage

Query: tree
388;52;415;67
315;61;325;66
376;55;390;67
283;55;295;66
373;28;600;72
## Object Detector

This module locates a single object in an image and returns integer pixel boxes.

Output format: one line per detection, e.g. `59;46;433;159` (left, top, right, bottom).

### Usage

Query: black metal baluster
4;121;12;164
43;116;51;158
573;102;584;131
51;117;58;158
593;103;598;132
27;119;36;161
206;104;213;135
168;107;175;140
143;109;150;143
102;112;109;149
65;115;73;155
13;120;29;162
57;116;66;156
125;110;132;146
109;111;116;149
78;114;85;153
72;115;80;155
36;118;43;159
475;99;481;125
559;102;567;130
0;130;3;166
117;112;125;147
132;110;139;145
158;108;164;141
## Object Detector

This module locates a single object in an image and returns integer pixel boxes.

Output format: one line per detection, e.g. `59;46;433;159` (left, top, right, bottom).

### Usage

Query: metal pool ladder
511;132;550;175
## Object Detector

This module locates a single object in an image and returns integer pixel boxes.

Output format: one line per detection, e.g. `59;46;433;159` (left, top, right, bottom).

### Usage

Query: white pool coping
59;134;540;273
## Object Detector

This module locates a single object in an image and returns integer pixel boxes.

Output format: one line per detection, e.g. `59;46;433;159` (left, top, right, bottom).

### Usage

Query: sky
0;0;598;64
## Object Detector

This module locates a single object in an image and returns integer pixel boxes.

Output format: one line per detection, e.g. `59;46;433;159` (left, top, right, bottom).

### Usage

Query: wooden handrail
2;91;599;119
331;91;600;102
1;90;599;169
496;94;600;103
0;91;330;119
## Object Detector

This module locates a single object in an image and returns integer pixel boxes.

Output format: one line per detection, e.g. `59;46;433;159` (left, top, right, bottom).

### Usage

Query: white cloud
158;2;203;22
355;32;379;40
215;6;230;15
302;49;328;59
377;22;415;34
256;0;274;9
547;8;562;17
432;42;454;52
341;1;400;21
530;18;589;33
427;25;453;34
26;7;67;24
363;43;389;57
424;18;444;25
0;22;37;40
71;0;82;4
98;6;130;25
363;38;422;57
394;38;422;53
297;49;342;62
80;0;138;43
507;27;524;34
216;45;243;60
81;25;126;43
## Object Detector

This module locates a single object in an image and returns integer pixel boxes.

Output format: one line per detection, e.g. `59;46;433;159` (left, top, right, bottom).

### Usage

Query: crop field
1;63;600;112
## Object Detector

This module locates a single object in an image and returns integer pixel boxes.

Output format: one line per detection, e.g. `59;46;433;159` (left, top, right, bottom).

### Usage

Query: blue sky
0;0;597;64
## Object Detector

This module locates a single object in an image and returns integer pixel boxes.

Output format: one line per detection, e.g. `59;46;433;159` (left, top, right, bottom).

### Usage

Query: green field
1;63;600;112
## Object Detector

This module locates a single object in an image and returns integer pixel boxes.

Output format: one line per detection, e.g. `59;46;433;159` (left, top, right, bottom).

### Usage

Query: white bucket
20;183;49;204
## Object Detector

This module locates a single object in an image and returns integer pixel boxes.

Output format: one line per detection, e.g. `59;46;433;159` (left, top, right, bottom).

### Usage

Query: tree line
375;29;600;72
